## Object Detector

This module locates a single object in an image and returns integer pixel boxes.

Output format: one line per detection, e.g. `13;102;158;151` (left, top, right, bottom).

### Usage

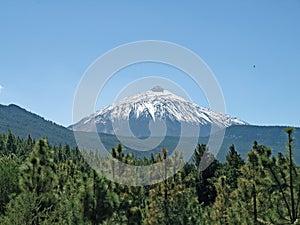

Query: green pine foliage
0;129;300;224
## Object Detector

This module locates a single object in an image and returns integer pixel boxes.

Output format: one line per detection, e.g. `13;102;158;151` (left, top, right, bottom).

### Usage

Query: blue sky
0;1;299;127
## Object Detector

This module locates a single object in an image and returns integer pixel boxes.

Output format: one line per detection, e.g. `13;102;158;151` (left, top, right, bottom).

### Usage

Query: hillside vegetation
0;129;299;224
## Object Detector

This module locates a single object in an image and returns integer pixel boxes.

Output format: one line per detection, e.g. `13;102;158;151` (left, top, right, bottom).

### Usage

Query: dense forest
0;129;299;224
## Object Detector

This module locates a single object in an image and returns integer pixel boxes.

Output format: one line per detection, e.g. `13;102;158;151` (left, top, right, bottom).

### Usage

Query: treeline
0;129;299;224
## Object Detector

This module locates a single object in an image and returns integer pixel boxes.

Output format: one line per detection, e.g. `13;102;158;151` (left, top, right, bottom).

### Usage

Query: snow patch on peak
71;88;248;136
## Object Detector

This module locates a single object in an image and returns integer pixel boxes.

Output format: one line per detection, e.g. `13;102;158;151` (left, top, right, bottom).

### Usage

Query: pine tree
211;176;231;225
0;155;20;214
17;139;58;224
82;168;120;224
53;159;86;224
5;131;16;155
0;191;53;225
224;145;244;189
260;128;300;223
232;148;273;224
0;134;5;154
145;149;201;225
145;171;201;225
193;144;220;206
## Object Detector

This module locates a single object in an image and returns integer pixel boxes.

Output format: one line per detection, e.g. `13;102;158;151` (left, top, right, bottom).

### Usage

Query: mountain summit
70;87;247;137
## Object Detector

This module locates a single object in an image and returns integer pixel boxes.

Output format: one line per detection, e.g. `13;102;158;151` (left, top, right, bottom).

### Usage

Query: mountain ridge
70;87;247;137
1;103;299;163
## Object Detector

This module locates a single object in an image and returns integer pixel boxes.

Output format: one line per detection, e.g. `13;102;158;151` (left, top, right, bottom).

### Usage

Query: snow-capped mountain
70;86;247;137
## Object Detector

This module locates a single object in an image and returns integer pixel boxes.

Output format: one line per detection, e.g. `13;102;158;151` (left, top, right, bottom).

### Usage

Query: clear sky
0;1;299;127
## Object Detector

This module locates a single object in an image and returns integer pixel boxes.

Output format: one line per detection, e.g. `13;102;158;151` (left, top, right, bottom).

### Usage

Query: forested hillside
0;104;76;146
0;129;299;224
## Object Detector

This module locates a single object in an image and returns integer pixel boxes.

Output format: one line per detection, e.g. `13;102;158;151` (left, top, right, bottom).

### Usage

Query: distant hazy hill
217;125;300;162
99;125;300;163
0;104;299;163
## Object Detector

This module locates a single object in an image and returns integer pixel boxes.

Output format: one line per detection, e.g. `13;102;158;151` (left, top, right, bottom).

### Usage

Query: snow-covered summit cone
70;86;248;137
